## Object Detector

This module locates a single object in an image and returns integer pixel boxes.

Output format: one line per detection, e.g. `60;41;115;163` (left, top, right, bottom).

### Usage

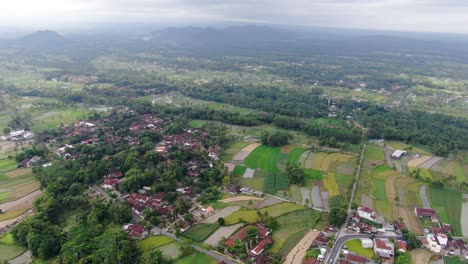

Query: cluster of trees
285;162;304;185
260;131;292;147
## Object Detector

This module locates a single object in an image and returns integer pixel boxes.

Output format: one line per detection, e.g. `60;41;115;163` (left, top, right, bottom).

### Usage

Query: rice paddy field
182;224;219;242
137;235;175;252
175;252;217;264
270;209;321;254
427;187;462;236
364;145;385;160
0;233;26;263
223;202;305;225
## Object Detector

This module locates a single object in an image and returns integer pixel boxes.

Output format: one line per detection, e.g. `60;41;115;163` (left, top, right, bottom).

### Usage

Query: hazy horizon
1;0;468;36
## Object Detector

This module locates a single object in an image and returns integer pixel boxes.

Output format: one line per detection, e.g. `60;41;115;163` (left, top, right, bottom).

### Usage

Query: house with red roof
345;253;367;263
250;237;272;256
102;177;122;190
357;206;376;221
414;208;438;222
303;257;317;264
396;240;407;253
374;238;394;258
123;223;148;239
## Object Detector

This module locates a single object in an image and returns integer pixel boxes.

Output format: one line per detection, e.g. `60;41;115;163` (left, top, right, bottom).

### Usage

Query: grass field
373;178;387;200
405;181;424;207
345;239;375;259
30;108;88;131
288;148;306;164
224;202;305;225
188;119;206;128
336;173;353;191
323;172;340;197
0;244;26;262
175;252;217;264
137;235;175;252
427;187;462;236
271;209;321;253
244;145;281;173
374;200;393;220
183;224;219;242
364;145;385;160
0;174;36;189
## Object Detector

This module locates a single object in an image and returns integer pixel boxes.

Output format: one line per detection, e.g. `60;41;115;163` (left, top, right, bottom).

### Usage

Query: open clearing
224;202;305;225
418;157;444;169
345;239;375;259
256;196;283;208
394;207;423;235
204;223;243;246
203;206;240;224
364;145;385;160
137;235;175;252
411;249;433;264
283;230;320;264
232;143;260;162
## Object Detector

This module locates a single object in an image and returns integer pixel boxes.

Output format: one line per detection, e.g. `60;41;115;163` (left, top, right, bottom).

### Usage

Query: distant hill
17;30;68;49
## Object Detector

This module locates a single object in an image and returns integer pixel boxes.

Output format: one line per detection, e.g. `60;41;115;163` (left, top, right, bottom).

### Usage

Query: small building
414;207;438;222
345;253;367;264
374;238;394;258
357;206;376;221
391;150;407;159
123;223;148;239
250;237;272;256
360;238;374;248
396;240;407;253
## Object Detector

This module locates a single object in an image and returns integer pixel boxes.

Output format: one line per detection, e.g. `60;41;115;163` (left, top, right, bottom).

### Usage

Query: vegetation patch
137;236;174;252
374;200;393;220
183;224;219;242
428;187;462;236
345;239;375;259
271;209;321;253
224;202;305;225
220;141;250;161
188;119;206;128
244;145;281;173
232;165;247;177
373;178;387;200
175;252;217;264
364;145;385;160
288;147;306;164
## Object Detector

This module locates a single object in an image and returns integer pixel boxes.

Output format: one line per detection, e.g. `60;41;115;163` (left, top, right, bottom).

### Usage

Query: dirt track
220;196;263;203
283;230;320;264
204;206;240;224
0;190;42;211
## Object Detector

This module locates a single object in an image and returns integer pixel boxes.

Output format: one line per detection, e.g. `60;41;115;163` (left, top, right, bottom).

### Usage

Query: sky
1;0;468;34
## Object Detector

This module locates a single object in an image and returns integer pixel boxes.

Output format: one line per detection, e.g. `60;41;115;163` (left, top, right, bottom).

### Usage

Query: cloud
1;0;468;33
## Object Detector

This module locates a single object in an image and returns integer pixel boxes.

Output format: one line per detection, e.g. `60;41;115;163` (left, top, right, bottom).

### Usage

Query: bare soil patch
395;207;423;235
283;230;320;264
256;196;283;208
4;168;32;178
203;206;240;224
461;201;468;237
419;157;444;169
407;156;432;168
224;163;235;173
361;193;373;209
204;223;243;246
385;174;398;203
411;249;433;264
232;143;260;162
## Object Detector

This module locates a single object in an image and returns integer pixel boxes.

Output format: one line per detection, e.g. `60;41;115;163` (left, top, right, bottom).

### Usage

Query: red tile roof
250;237;272;255
375;239;392;250
415;208;437;217
303;257;317;264
397;241;407;252
345;253;367;263
359;206;374;213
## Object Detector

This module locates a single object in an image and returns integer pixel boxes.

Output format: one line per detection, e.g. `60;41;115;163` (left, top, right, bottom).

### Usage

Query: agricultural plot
183;224;219;242
157;243;181;259
364;145;385;160
221;141;251;161
270;209;321;253
373;179;387;200
223;202;305;225
0;159;18;172
231;143;260;163
175;252;217;264
288;147;307;164
244;145;280;173
30;108;88;131
427;187;462;236
137;235;175;252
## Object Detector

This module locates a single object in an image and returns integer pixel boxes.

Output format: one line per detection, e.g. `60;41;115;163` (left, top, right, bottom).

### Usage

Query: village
1;111;468;264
